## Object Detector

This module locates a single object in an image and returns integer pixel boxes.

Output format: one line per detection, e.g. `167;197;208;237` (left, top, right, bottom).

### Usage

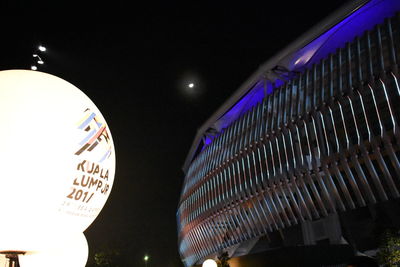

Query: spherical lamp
19;232;89;267
0;70;116;253
202;259;218;267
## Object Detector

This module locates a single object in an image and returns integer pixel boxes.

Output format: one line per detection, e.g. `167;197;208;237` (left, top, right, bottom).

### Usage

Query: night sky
1;1;349;266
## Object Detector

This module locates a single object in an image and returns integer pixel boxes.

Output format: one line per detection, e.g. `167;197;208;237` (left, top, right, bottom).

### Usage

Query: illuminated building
177;0;400;266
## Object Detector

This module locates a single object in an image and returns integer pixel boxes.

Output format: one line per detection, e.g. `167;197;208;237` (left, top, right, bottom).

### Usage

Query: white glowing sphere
0;70;115;252
202;259;217;267
0;255;6;266
19;232;89;267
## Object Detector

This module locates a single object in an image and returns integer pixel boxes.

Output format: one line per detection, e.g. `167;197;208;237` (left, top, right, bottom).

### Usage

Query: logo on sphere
75;108;112;163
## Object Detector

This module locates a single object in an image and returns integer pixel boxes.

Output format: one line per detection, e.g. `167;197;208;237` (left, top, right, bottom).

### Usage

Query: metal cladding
177;11;400;267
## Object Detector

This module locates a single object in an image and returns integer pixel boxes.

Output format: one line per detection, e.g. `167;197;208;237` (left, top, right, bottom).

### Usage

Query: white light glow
202;259;217;267
19;232;89;267
37;60;44;65
294;58;302;65
31;66;37;70
188;83;194;88
38;45;46;52
0;255;6;266
0;70;116;252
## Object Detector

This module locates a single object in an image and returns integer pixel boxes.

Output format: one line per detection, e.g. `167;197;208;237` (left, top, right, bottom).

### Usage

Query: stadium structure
177;0;400;266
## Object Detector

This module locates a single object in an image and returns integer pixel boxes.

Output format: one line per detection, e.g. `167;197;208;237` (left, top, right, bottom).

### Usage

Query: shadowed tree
377;229;400;267
90;248;126;267
217;252;230;267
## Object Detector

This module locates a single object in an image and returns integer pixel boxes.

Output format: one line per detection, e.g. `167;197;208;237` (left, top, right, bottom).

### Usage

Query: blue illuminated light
201;0;400;150
214;80;267;131
292;0;400;70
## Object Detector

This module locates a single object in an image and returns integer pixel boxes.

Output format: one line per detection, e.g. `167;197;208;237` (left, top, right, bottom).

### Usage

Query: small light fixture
202;259;217;267
38;45;46;52
31;66;37;71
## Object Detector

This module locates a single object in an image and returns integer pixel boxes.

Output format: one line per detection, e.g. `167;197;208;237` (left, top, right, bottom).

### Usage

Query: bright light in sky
178;72;204;101
38;45;46;52
31;65;37;70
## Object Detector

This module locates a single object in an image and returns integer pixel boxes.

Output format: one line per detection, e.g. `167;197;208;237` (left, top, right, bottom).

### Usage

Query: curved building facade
177;1;400;266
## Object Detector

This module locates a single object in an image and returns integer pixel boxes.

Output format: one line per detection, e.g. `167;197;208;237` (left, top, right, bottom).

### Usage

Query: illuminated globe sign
0;70;116;252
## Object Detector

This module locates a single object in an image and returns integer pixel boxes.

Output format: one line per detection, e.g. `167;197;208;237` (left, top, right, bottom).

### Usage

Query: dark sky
1;1;349;266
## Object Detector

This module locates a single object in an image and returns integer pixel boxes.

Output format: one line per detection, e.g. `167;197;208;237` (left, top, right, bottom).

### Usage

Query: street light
202;259;217;267
144;255;149;267
33;54;44;65
30;45;46;70
38;45;46;52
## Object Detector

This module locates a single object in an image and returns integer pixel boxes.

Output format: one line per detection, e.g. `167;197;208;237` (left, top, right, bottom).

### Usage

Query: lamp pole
1;251;25;267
